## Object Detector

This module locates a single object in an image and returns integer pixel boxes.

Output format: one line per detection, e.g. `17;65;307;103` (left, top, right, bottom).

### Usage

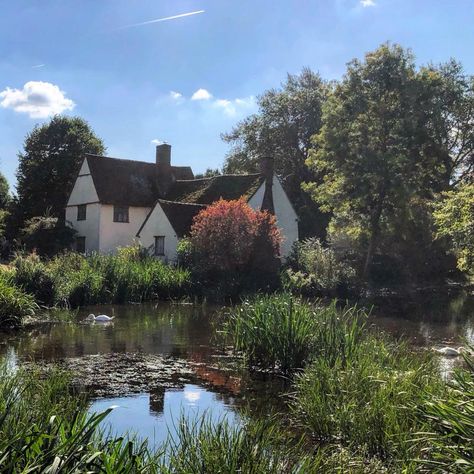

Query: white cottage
66;144;298;261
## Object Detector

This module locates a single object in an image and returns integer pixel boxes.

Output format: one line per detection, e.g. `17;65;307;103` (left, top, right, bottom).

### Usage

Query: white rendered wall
136;204;179;263
66;158;101;251
65;203;101;251
99;205;151;253
248;174;299;257
67;159;99;205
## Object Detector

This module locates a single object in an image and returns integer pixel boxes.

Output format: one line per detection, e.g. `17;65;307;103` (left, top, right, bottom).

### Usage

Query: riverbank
2;295;473;472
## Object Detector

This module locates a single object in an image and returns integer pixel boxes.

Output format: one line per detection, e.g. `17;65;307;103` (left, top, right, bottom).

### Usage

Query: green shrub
0;272;37;327
285;238;355;295
12;252;56;305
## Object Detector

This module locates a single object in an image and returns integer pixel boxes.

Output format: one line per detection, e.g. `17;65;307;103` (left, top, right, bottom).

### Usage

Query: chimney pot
260;156;275;214
260;156;274;180
156;143;171;167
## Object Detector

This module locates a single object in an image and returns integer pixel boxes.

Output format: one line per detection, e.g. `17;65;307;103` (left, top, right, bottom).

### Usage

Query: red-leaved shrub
189;199;281;292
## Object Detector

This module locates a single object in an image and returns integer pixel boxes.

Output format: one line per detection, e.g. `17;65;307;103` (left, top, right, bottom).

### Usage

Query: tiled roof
86;154;194;207
165;174;264;205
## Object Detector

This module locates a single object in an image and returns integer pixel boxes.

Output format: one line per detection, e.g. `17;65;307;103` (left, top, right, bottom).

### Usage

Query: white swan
86;314;114;322
434;346;468;357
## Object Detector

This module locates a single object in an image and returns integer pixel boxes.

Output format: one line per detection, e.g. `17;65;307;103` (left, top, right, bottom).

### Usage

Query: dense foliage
20;215;76;257
434;183;474;274
15;115;105;224
188;199;281;298
222;68;330;238
0;271;37;327
3;249;191;311
284;238;355;295
0;171;9;210
302;44;474;283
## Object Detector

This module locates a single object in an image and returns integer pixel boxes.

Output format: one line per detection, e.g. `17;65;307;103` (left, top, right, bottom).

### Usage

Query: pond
0;290;473;445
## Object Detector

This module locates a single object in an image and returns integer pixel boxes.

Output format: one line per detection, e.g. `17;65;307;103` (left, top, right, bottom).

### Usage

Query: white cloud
0;81;75;118
170;90;183;100
151;139;165;145
360;0;376;6
213;96;256;117
191;88;212;100
31;64;45;69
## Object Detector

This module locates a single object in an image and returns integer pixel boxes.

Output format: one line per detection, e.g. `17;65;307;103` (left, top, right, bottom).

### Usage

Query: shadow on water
362;289;474;347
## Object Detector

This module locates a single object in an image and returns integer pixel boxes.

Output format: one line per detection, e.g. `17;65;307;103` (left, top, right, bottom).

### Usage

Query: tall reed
225;294;366;374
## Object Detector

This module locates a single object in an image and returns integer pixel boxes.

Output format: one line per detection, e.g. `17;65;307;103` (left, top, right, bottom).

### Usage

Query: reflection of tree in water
0;303;220;362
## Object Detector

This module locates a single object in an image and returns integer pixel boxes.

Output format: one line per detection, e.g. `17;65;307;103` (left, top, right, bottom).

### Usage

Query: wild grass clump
291;343;443;462
162;416;319;473
0;271;37;327
0;363;160;472
8;248;192;311
417;348;474;472
225;294;366;374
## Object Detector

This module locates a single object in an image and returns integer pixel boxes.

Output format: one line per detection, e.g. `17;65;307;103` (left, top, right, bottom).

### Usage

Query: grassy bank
0;249;192;326
224;294;474;471
1;293;473;471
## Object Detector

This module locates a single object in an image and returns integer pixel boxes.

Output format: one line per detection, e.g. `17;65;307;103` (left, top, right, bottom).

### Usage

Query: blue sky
1;0;474;190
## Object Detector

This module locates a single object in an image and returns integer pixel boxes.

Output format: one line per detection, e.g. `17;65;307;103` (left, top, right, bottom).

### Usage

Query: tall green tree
15;116;105;223
305;44;442;279
0;171;10;210
418;60;474;188
434;183;474;275
222;68;331;238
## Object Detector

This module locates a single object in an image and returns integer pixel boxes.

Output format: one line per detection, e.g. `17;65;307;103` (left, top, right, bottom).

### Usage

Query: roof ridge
175;173;261;183
158;199;206;207
86;154;156;166
86;154;192;171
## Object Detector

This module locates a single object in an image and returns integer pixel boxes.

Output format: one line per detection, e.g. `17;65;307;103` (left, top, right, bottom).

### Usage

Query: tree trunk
362;192;385;282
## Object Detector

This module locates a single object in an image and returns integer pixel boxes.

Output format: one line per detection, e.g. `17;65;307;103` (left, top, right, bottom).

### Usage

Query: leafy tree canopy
304;43;448;278
434;183;474;274
0;171;10;210
15;115;105;223
222;68;331;238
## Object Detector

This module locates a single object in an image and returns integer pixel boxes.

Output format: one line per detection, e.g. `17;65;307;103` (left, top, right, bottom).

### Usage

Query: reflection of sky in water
89;384;238;448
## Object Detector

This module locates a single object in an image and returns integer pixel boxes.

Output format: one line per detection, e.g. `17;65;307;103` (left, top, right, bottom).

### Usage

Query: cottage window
76;236;86;253
154;236;165;256
77;204;87;221
113;205;129;223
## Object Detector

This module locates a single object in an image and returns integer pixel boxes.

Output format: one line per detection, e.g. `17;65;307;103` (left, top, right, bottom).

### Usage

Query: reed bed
5;250;192;312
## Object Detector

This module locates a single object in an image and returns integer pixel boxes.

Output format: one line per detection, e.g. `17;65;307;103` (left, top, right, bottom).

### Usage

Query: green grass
224;294;366;374
8;250;192;311
0;271;38;327
416;348;474;472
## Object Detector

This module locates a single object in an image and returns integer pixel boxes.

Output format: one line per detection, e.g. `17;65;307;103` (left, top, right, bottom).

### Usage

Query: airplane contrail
116;10;205;30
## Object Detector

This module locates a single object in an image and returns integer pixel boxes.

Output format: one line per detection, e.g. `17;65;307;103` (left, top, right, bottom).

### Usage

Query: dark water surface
0;291;473;444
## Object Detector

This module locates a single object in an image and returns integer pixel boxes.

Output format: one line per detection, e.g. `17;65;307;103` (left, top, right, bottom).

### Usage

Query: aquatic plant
225;294;366;374
0;271;37;327
9;250;192;311
416;347;474;472
291;344;443;463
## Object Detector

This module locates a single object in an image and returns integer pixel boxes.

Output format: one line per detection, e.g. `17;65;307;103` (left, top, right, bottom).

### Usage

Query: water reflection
90;384;238;447
0;303;217;362
364;290;474;346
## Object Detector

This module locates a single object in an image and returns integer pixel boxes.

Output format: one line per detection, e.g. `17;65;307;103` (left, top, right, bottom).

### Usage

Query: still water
0;291;473;444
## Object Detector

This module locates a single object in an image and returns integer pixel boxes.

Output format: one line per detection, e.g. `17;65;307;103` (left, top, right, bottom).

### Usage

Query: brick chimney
156;143;174;195
260;156;275;214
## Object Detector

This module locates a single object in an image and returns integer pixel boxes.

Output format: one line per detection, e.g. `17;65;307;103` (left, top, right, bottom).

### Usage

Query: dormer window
113;205;129;223
77;204;87;221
